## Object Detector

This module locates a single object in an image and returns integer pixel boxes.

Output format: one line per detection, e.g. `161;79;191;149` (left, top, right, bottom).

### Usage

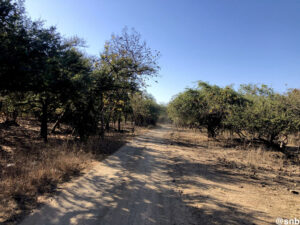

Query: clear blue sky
25;0;300;103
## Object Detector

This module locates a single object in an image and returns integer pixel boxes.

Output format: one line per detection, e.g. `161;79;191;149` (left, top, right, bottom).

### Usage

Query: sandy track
19;127;197;225
19;126;299;225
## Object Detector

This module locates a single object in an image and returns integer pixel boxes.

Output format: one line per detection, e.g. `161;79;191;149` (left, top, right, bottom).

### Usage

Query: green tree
0;0;33;92
168;82;247;137
236;85;299;146
131;92;160;126
91;27;160;135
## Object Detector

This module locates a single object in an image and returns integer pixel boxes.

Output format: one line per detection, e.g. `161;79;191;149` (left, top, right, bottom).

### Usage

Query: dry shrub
0;118;144;223
216;146;287;171
0;144;92;223
244;148;285;170
169;127;299;175
169;128;207;147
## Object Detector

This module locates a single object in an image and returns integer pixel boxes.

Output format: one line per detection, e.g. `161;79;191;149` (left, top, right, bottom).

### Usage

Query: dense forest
168;82;300;148
0;0;162;142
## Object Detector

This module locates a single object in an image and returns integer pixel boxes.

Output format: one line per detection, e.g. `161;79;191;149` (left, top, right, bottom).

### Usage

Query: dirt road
19;127;198;225
19;126;299;225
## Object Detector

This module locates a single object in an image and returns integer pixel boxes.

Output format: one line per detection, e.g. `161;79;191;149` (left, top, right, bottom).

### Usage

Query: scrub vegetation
168;81;300;149
0;1;299;224
0;1;162;223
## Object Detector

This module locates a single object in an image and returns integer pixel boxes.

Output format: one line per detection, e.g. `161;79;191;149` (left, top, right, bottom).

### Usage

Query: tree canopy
0;1;162;142
168;81;300;147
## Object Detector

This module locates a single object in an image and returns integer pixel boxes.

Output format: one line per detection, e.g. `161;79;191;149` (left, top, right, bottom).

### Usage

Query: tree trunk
41;99;48;143
132;115;135;128
269;134;276;144
51;111;65;134
99;112;104;138
105;120;110;132
12;110;18;123
50;119;60;134
207;126;216;138
99;94;105;139
118;117;121;132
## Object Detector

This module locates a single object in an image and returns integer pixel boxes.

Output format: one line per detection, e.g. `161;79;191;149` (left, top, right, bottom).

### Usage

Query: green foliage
167;89;202;127
285;89;300;132
168;82;299;146
157;104;169;123
131;92;161;126
168;82;247;137
0;1;160;142
231;85;300;144
0;0;32;92
0;92;26;122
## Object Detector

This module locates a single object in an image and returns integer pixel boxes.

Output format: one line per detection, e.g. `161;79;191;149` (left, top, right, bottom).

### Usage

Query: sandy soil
18;125;299;225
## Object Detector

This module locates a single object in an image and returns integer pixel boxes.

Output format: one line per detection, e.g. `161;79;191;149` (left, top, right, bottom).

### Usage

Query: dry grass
169;126;300;190
0;145;91;222
0;118;144;224
217;147;287;172
244;148;285;170
164;125;300;224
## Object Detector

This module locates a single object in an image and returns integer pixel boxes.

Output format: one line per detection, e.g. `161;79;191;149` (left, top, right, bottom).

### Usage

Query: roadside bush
168;82;300;147
131;92;161;126
168;82;247;138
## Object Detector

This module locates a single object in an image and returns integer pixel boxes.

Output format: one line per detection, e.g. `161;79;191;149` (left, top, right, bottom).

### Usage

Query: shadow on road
13;127;272;225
